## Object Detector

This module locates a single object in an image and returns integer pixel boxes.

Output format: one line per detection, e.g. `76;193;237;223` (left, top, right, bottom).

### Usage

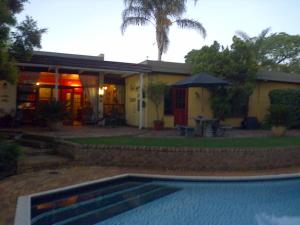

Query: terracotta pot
271;126;286;137
153;120;164;130
47;121;63;131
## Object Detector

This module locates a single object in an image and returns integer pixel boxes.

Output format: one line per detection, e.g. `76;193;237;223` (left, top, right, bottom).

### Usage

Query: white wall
0;80;17;116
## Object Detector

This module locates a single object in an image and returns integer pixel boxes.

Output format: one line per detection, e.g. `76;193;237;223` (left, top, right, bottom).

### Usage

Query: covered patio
17;51;151;128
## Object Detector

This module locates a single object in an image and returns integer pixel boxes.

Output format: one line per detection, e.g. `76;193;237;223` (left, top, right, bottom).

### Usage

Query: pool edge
14;172;300;225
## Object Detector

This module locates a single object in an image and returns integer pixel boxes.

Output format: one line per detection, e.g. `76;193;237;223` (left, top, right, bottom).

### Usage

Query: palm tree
235;27;271;65
121;0;206;61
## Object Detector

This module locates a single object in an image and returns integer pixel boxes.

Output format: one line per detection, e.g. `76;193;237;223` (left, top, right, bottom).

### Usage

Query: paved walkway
2;166;300;225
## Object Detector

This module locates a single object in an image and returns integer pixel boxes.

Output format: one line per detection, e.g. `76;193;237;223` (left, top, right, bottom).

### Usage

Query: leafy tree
236;28;300;74
121;0;206;61
185;37;258;119
146;81;168;121
0;0;46;84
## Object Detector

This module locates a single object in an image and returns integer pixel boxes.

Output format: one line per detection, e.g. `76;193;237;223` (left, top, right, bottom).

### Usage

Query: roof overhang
17;51;152;75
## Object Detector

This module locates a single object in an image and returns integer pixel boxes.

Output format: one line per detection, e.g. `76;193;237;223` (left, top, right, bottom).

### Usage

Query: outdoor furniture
176;125;195;137
81;107;106;126
194;117;217;137
211;120;232;137
194;116;232;137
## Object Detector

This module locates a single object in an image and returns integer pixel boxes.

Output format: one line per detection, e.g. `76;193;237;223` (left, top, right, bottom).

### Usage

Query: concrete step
22;146;54;156
17;138;49;149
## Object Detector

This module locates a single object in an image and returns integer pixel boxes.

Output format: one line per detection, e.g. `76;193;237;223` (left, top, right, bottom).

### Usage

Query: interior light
104;86;108;90
98;87;104;96
36;82;40;86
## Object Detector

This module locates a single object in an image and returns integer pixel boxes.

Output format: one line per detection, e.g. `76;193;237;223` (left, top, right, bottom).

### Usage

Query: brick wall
56;140;300;171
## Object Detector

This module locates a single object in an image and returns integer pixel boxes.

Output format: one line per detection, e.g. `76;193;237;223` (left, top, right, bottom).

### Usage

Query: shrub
269;89;300;127
0;137;22;177
39;100;69;122
146;81;168;121
265;104;288;126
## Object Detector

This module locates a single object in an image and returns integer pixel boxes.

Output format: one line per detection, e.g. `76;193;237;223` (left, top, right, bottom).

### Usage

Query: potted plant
267;104;288;137
39;101;68;131
146;81;167;130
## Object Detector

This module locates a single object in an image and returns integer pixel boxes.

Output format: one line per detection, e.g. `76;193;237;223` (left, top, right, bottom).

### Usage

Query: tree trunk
156;26;163;61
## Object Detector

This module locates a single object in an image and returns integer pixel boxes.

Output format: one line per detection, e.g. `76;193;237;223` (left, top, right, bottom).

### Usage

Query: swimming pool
15;174;300;225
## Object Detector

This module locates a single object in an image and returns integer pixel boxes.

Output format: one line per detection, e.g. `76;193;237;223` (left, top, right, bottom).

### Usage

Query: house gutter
17;63;141;75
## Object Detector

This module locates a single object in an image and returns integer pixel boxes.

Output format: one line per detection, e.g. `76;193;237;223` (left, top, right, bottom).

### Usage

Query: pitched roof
172;72;229;87
256;70;300;84
140;60;192;75
17;51;151;74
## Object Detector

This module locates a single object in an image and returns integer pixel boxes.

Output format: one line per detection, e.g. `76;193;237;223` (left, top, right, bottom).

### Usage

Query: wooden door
173;88;188;126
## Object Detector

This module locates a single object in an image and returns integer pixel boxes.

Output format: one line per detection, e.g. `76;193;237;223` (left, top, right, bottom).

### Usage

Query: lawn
71;136;300;148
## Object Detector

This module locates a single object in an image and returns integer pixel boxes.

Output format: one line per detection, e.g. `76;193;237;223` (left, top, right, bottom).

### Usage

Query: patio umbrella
172;72;230;88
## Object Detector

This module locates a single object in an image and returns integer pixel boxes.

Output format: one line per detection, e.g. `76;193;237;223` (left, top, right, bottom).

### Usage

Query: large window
164;88;173;115
229;94;248;117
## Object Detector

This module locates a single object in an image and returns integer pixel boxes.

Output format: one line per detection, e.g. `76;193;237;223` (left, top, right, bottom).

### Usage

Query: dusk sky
18;0;300;63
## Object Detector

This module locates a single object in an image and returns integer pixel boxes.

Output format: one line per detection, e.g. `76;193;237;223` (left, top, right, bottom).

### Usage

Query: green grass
71;136;300;148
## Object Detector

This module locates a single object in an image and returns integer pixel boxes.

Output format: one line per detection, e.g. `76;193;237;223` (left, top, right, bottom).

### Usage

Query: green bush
265;104;288;126
0;138;22;169
39;100;69;122
269;89;300;127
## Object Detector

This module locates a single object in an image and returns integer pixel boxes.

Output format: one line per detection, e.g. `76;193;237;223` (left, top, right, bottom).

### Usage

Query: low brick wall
56;140;300;171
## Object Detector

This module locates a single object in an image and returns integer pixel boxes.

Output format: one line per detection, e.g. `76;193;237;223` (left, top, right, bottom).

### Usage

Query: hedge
269;89;300;127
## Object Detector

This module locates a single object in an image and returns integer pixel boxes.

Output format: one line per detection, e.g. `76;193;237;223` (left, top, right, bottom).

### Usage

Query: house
1;51;300;129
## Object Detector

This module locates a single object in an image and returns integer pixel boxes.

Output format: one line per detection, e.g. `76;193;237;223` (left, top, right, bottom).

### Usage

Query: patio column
139;73;144;129
54;66;59;100
98;73;104;118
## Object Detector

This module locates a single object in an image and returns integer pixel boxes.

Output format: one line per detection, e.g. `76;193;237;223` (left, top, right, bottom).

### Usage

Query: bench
176;125;195;137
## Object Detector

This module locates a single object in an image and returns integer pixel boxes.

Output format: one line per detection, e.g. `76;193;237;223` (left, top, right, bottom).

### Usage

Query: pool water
31;177;300;225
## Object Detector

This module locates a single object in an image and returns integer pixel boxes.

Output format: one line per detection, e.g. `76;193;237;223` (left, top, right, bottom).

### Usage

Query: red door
173;88;188;126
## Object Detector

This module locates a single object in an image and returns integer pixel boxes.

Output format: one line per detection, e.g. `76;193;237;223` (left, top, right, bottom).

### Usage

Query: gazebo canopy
172;72;230;88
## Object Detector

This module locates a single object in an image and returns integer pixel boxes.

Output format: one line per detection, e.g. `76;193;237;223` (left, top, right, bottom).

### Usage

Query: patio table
194;117;218;137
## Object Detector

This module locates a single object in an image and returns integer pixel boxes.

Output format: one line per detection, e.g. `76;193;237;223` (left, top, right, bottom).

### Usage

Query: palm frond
258;27;271;39
235;30;250;40
176;19;206;38
122;6;151;21
121;17;151;34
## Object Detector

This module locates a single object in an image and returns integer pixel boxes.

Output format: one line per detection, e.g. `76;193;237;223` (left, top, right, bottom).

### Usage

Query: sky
17;0;300;63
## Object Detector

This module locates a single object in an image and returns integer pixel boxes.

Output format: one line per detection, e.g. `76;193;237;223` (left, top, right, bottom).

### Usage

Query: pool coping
14;172;300;225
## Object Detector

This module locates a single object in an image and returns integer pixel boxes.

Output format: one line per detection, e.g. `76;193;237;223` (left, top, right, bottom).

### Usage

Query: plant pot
47;121;63;131
271;125;286;137
153;120;164;130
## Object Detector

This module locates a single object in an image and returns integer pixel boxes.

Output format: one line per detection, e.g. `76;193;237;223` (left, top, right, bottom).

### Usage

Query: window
229;95;248;117
164;88;173;115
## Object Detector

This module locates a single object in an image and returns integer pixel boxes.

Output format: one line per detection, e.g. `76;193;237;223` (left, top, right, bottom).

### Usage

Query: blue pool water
31;176;300;225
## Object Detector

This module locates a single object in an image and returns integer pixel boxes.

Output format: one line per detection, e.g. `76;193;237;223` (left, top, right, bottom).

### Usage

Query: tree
0;0;46;84
185;36;258;119
121;0;206;61
146;81;167;122
236;28;300;74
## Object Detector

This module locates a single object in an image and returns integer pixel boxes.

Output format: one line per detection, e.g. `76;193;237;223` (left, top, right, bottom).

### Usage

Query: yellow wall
187;87;213;127
125;73;187;128
125;74;141;127
0;81;16;117
248;81;300;121
146;73;187;128
126;75;300;128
